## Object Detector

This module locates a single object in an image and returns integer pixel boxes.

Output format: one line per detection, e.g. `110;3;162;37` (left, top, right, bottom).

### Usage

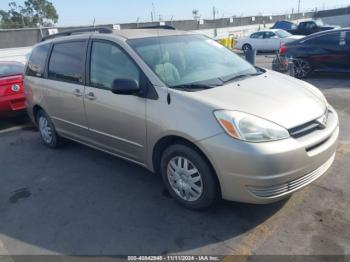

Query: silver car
24;28;339;210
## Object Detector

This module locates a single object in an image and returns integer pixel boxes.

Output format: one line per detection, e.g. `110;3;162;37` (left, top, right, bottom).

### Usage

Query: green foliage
0;0;58;29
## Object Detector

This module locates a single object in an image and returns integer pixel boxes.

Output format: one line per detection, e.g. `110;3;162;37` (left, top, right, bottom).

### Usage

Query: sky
0;0;349;26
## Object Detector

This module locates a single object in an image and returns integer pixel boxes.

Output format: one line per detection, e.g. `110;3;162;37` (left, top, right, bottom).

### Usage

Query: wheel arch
32;104;44;124
151;135;222;195
242;43;252;50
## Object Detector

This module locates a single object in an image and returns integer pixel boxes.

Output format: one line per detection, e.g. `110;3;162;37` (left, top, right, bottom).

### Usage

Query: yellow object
216;36;236;49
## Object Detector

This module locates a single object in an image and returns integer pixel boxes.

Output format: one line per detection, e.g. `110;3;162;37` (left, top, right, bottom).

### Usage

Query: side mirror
111;79;140;95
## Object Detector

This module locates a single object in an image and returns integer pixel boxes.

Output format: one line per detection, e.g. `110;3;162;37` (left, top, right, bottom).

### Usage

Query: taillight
0;75;23;86
0;74;23;96
279;45;287;55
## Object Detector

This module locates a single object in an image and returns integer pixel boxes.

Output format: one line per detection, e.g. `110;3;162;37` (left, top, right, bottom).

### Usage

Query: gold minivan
24;28;338;210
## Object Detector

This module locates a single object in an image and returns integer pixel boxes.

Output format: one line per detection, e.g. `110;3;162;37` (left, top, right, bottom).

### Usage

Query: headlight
214;110;290;142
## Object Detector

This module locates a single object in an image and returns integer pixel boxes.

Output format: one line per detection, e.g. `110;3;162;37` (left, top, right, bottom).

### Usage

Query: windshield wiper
221;72;263;84
170;83;221;91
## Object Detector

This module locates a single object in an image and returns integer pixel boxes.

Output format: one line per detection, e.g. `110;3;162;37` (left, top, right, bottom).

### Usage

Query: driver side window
90;41;140;90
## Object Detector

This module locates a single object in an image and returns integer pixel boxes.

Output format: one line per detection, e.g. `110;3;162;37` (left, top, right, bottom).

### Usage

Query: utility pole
213;6;217;37
152;3;156;22
297;0;301;22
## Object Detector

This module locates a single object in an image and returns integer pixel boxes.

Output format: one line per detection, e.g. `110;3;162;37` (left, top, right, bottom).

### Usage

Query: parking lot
0;54;349;256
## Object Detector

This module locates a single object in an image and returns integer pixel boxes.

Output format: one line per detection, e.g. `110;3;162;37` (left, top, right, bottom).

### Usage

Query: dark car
271;20;298;31
277;29;350;78
0;61;25;117
290;20;339;36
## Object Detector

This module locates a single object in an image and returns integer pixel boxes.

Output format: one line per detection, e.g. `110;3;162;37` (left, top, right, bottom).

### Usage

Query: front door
84;39;147;164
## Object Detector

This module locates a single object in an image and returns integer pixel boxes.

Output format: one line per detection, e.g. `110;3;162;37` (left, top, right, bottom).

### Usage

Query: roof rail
41;27;112;41
139;25;176;30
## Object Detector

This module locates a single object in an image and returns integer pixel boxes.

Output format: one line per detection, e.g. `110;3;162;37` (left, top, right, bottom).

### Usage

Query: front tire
36;110;61;148
293;58;312;78
242;44;252;52
160;144;220;210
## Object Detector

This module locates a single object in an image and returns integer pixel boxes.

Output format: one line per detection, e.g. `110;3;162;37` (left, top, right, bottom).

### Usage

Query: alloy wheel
293;59;311;78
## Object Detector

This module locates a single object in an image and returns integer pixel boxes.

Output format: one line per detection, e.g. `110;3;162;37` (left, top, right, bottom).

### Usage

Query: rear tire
293;58;312;78
160;144;220;210
36;110;61;148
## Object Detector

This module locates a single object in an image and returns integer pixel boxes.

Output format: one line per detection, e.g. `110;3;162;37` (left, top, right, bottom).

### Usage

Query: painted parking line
0;124;34;134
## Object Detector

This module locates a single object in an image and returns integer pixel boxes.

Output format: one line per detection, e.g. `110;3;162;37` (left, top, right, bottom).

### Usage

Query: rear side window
306;33;340;46
48;41;86;84
264;32;276;39
26;44;50;77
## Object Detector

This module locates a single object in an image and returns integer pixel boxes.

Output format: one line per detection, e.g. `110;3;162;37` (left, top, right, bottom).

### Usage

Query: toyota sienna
24;28;339;210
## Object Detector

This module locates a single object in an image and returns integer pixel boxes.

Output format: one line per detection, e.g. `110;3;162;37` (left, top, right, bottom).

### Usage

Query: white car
235;29;304;52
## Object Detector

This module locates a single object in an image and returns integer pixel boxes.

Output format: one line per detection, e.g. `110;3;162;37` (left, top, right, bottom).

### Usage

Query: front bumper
197;109;339;204
0;93;26;115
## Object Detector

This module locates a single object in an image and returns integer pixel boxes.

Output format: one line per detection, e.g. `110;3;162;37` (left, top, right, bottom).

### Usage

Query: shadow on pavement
0;129;286;255
0;114;32;131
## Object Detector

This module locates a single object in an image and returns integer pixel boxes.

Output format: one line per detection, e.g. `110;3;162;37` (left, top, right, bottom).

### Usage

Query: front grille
247;153;335;198
289;110;330;138
289;120;320;138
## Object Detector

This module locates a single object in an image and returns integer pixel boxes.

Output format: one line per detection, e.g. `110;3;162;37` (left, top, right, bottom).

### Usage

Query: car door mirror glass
111;79;140;95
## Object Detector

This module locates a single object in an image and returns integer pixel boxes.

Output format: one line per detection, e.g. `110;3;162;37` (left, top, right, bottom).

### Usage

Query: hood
189;70;326;129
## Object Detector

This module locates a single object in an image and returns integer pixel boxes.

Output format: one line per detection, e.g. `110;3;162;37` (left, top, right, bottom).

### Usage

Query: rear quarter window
26;44;50;77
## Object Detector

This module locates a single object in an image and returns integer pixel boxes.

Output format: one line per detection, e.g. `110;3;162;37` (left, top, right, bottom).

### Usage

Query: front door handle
73;88;83;97
86;92;96;100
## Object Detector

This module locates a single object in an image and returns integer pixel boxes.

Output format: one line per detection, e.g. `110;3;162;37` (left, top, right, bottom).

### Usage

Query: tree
192;9;200;20
0;0;58;29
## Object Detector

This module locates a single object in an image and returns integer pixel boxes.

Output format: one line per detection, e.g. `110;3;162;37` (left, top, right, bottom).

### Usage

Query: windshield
128;35;258;89
276;30;292;38
315;19;324;26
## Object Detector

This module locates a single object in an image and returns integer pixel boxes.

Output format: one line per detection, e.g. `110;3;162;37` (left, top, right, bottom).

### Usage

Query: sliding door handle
86;92;96;100
73;89;83;97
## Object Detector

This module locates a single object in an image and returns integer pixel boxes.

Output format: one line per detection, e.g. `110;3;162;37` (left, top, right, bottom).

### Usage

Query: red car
0;62;25;117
